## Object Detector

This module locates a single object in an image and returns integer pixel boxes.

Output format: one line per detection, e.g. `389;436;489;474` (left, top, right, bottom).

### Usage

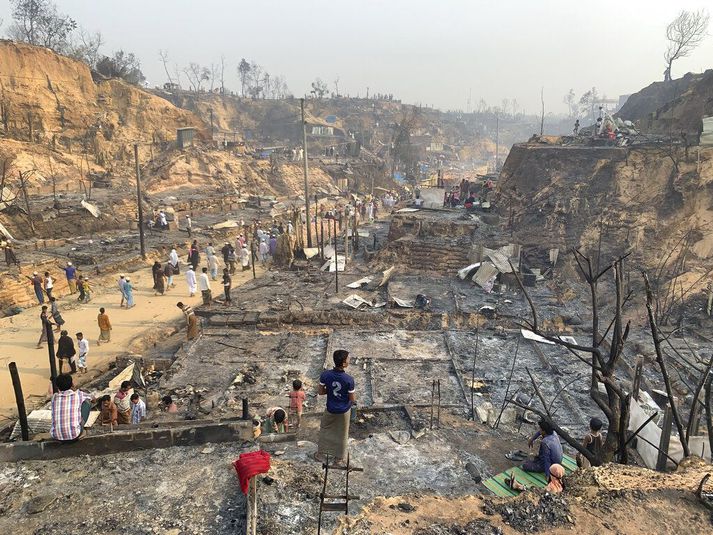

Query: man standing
221;242;231;264
118;274;128;307
36;305;53;348
169;245;179;284
315;350;356;464
50;374;95;442
222;268;232;306
62;262;77;294
185;266;197;297
56;330;77;375
28;271;44;304
130;393;147;424
185;215;192;237
97;307;112;344
199;267;212;307
43;271;54;300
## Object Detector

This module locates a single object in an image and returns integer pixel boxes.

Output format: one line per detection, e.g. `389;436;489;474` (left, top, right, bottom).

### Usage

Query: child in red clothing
288;379;306;429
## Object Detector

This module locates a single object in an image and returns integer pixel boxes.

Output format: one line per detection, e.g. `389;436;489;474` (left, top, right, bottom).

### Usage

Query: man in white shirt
199;267;212;307
185;266;197;297
185;215;192;237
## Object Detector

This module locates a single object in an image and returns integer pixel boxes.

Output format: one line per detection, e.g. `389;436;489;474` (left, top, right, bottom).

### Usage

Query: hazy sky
2;0;712;113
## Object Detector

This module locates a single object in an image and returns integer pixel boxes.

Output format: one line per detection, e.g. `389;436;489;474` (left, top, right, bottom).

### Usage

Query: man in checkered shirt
50;374;96;442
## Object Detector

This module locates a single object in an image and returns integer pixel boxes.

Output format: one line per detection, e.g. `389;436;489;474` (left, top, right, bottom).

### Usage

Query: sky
1;0;712;114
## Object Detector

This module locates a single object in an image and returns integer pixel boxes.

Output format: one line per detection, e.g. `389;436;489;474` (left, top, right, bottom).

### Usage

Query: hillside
616;70;713;136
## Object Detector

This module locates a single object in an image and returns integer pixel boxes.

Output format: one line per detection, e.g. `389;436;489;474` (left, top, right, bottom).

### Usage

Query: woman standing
152;261;166;295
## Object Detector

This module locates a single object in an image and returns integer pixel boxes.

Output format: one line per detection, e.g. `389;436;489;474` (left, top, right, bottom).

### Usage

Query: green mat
482;454;578;497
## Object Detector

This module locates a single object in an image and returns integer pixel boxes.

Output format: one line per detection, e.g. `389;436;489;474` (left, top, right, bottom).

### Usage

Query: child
130;393;147;424
288;379;306;429
577;417;604;468
82;277;92;303
99;395;118;427
161;395;178;413
76;332;89;374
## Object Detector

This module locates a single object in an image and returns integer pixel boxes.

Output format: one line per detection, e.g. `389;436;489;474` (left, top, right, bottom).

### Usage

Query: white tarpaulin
458;262;481;280
521;329;555;345
211;220;239;229
0;221;14;240
81;199;101;218
396;208;420;213
346;276;373;289
343;294;371;309
321;255;345;272
303;247;319;259
10;409;99;440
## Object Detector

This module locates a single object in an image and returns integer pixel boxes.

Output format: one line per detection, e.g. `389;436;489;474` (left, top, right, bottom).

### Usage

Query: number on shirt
331;381;342;399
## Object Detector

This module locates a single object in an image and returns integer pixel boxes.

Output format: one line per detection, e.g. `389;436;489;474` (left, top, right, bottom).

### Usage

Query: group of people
48;373;181;442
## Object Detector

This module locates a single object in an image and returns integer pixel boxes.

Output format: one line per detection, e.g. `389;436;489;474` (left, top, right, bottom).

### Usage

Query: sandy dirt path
0;264;262;419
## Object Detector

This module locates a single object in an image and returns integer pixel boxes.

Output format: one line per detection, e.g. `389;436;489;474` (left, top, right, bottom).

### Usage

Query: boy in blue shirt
314;349;356;464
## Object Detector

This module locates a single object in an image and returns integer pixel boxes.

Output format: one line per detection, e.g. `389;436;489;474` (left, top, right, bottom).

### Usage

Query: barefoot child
288;379;306;429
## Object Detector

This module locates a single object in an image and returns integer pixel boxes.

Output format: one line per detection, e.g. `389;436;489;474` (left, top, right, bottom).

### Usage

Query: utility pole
333;217;338;292
495;113;499;171
46;319;58;392
300;98;313;248
134;144;146;260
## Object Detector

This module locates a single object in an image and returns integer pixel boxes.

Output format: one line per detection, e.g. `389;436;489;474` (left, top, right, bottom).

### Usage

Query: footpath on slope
0;262;264;422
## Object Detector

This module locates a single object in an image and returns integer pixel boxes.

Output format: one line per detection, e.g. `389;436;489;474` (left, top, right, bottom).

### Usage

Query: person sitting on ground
130;393;147;424
50;374;95;442
464;193;477;210
114;380;134;424
161;395;178;413
522;418;563;479
577;417;604;468
98;394;118;426
263;407;288;434
545;463;565;493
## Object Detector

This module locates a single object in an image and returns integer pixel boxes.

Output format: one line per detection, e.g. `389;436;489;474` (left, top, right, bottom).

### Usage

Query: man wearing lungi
315;349;356;464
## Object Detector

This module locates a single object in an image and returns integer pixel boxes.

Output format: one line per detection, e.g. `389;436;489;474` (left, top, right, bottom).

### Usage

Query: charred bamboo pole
9;362;29;441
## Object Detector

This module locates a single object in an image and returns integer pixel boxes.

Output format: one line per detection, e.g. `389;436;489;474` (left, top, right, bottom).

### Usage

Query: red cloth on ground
233;450;271;494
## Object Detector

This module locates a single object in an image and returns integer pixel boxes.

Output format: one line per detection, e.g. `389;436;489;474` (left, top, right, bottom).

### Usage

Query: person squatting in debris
522;418;563;479
577;417;604;468
314;349;356;464
114;380;134;425
50;374;96;442
97;307;112;344
177;302;199;340
263;407;288;434
98;394;118;426
161;395;178;413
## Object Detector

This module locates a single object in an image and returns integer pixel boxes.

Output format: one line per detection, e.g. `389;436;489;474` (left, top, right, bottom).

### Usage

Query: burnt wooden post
251;241;256;279
656;407;673;471
320;219;325;261
632;356;644;401
333;217;338;293
9;362;29;441
46;319;58;391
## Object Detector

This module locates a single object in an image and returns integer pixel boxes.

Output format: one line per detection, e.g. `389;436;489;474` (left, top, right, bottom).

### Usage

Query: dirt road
0;264;262;419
